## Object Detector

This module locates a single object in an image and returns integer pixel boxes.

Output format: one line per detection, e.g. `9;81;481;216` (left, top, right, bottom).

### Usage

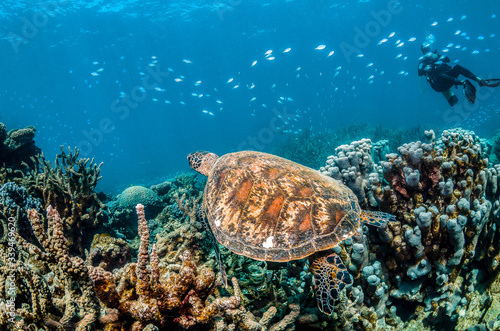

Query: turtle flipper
360;210;396;227
311;253;353;315
198;207;228;288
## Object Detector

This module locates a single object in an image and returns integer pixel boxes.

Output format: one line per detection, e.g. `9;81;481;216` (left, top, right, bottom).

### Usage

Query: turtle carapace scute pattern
201;151;361;262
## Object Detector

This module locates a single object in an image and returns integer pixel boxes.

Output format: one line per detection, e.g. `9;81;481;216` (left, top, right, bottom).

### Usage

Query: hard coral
117;186;164;219
89;204;241;330
87;233;132;272
315;128;500;330
0;122;41;184
155;193;205;264
20;146;107;255
11;206;100;330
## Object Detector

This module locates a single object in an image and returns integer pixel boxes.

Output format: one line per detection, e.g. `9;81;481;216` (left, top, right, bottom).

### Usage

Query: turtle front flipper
311;253;353;315
360;210;396;228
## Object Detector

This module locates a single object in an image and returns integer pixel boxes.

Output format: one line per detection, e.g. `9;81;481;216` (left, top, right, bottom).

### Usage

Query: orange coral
89;204;241;329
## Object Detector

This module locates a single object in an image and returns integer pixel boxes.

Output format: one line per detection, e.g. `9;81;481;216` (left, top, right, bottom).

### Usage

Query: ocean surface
1;0;499;192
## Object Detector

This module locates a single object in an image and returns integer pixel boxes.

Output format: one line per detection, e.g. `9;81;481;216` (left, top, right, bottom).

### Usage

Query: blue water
1;0;499;193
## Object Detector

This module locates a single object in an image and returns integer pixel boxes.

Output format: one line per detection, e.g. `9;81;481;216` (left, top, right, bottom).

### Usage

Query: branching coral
155;193;205;264
20;146;107;254
214;303;300;331
11;206;100;330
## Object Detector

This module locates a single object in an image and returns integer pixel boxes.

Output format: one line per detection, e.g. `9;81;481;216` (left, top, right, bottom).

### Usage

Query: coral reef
0;172;296;330
106;173;202;240
155;193;205;264
0;182;41;245
20;146;107;255
274;124;423;169
88;204;242;330
314;128;500;329
105;185;164;239
117;186;164;218
0;122;41;184
2;124;500;330
86;234;132;272
3;206;100;330
214;302;300;331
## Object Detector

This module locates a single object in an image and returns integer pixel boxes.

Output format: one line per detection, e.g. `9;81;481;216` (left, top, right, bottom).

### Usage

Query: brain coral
117;186;164;218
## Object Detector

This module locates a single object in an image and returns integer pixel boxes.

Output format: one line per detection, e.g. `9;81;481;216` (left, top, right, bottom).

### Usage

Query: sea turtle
188;150;395;314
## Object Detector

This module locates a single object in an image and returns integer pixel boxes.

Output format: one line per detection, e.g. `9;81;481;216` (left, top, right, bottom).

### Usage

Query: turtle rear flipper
311;253;353;315
360;210;396;227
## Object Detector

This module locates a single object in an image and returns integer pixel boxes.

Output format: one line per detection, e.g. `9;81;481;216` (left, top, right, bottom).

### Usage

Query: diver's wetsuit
418;53;479;92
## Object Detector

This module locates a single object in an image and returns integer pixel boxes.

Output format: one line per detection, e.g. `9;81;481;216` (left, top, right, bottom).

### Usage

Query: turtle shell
204;151;361;262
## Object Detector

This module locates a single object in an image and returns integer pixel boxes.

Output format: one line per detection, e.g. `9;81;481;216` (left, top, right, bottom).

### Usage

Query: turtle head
188;151;219;177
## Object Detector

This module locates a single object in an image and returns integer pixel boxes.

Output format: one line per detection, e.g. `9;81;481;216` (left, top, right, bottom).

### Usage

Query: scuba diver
418;42;500;106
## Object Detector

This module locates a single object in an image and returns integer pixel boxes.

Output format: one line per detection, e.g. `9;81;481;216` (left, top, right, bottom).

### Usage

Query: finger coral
11;206;100;330
88;203;242;330
316;128;500;329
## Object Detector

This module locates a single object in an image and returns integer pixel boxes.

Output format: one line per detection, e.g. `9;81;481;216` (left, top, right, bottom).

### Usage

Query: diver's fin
463;80;476;104
360;210;397;228
311;253;353;315
198;207;228;288
481;79;500;87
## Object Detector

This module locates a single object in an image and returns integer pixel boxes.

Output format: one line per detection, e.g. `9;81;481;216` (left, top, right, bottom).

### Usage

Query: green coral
117;186;163;212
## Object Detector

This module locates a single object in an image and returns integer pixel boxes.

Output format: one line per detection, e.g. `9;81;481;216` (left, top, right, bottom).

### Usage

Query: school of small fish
57;10;498;154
